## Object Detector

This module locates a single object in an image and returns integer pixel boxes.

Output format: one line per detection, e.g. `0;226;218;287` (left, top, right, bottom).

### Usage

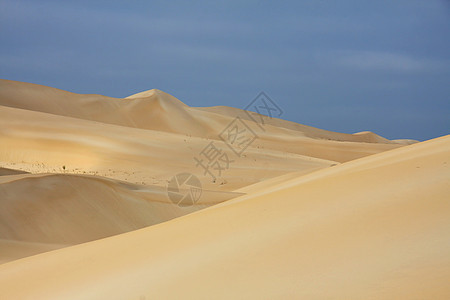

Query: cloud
335;51;443;72
0;0;254;38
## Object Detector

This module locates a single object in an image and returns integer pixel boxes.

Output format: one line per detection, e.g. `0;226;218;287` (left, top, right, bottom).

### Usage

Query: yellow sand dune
0;79;406;164
0;80;406;197
1;79;403;145
0;79;445;298
0;136;447;299
0;172;242;263
0;79;219;136
197;105;408;144
0;105;337;191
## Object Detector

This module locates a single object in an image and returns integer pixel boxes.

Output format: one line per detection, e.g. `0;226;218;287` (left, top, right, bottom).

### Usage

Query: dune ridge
0;135;447;299
0;79;412;145
0;104;338;191
0;80;407;195
0;79;447;299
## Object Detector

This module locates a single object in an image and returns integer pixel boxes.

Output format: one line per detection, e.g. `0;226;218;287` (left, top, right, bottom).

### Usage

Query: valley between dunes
0;79;448;299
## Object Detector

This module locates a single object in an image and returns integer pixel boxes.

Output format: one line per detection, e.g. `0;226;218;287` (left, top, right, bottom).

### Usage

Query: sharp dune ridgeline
0;79;448;299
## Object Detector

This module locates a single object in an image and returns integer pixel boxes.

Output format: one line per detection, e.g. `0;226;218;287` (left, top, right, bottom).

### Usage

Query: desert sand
0;79;448;299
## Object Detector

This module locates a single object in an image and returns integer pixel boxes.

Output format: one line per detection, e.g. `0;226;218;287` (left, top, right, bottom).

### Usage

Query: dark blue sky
1;0;449;140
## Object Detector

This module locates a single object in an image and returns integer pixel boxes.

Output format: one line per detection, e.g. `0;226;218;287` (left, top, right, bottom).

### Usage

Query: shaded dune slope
0;79;209;136
0;173;242;262
0;79;412;148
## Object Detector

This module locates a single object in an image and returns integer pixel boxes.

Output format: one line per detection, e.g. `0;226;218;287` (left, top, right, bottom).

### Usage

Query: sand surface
0;79;448;299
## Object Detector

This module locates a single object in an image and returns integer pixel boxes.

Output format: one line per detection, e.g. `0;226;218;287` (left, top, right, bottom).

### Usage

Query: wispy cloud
1;0;449;140
0;0;254;38
334;51;445;73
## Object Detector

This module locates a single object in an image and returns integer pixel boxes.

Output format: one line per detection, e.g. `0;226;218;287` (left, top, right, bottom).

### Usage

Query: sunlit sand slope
0;136;447;299
0;104;338;191
0;79;405;165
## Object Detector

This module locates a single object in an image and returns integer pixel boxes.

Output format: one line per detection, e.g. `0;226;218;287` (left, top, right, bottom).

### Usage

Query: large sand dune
0;80;406;191
0;104;337;191
0;79;406;164
0;135;448;299
0;79;402;143
0;172;241;263
0;173;240;244
0;79;447;299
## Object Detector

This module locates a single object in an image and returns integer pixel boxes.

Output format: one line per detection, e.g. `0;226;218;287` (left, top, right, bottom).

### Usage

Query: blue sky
1;0;449;140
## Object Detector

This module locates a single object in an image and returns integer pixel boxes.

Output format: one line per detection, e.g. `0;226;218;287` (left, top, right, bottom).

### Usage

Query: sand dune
1;79;398;144
0;79;210;136
0;79;447;299
0;104;337;191
0;172;241;263
0;136;448;299
0;80;406;196
197;105;407;144
0;79;406;164
1;79;413;146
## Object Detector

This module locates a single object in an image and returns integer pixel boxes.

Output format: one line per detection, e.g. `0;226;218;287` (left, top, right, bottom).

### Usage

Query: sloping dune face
0;79;406;194
0;173;209;245
0;104;336;191
0;79;209;136
1;79;446;299
0;173;241;262
0;136;448;299
0;79;407;164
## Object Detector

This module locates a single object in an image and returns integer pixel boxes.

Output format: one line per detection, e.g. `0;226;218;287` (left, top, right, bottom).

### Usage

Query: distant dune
1;79;411;145
0;79;447;299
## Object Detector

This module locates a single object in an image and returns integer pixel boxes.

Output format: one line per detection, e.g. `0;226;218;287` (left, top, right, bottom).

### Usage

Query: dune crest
0;79;411;145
